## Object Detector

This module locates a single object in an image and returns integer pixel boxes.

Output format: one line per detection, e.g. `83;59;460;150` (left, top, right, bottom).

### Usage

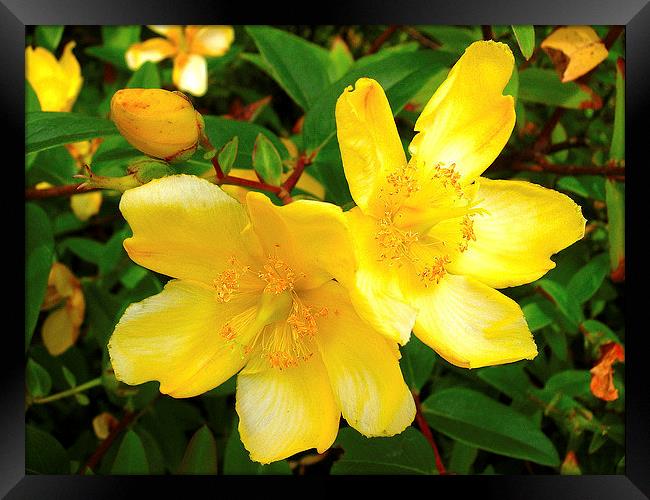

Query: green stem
31;377;102;405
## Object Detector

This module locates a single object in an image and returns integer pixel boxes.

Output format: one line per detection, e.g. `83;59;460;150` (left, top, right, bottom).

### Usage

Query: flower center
375;160;480;287
213;254;326;370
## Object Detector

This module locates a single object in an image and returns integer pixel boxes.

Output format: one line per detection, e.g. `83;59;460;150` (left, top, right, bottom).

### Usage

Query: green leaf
580;319;622;344
522;297;555;332
415;26;481;54
191;116;287;172
177;425;218;474
223;418;292;475
328;37;354;81
217;136;239;175
26;81;41;113
102;26;141;50
503;65;519;102
99;225;131;277
332;427;436;475
537;279;585;330
519;68;600;109
542;327;568;361
476;363;531;401
609;59;625;162
59;237;104;265
303;50;453;153
111;430;149;474
605;180;624;275
26;112;119;154
511;25;535;60
399;335;436;392
85;45;129;70
26;358;52;398
62;365;77;388
252;133;283;185
556;175;606;201
26;203;54;349
567;253;610;304
422;388;560;466
35;25;65;52
26;425;70;474
127;61;161;89
449;441;478;474
545;370;592;398
246;25;332;110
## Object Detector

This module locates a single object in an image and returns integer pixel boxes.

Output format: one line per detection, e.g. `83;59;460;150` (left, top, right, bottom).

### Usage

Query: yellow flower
40;262;86;356
334;41;586;368
107;174;415;463
541;26;608;83
110;88;205;162
126;25;235;97
25;41;83;112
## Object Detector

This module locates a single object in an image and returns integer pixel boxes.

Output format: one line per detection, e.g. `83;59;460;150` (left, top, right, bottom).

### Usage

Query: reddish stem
78;410;136;474
401;26;441;50
25;183;98;200
412;390;447;475
367;25;399;54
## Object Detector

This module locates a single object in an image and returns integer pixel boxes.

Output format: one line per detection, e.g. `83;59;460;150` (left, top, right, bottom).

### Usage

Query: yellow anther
375;211;419;265
259;256;296;294
219;324;236;341
459;215;477;252
432;162;463;197
386;163;420;197
418;255;451;286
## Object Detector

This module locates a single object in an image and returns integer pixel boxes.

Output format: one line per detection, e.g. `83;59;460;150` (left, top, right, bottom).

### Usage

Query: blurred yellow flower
108;174;414;463
126;25;235;97
40;262;85;356
335;41;586;367
25;41;83;112
541;26;608;83
110;88;204;162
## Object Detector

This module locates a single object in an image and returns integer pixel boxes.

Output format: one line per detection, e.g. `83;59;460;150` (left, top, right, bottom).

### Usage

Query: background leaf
423;388;561;466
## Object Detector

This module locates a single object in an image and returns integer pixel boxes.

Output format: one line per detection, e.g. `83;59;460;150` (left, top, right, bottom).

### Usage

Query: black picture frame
9;0;647;497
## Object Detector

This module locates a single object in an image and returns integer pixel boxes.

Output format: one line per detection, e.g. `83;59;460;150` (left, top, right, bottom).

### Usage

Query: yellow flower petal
236;343;339;463
302;281;415;436
25;42;82;112
244;191;355;291
344;207;417;345
335;77;406;215
125;37;177;70
108;279;253;397
120;175;261;285
447;178;586;288
412;274;537;369
147;25;184;46
409;40;515;184
541;26;609;83
70;191;103;221
42;304;78;356
187;25;235;57
173;53;208;97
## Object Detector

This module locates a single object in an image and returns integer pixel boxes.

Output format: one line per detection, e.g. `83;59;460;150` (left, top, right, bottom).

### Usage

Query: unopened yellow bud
110;88;204;162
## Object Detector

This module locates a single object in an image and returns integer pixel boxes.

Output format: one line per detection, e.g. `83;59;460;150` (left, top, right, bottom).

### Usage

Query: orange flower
589;342;625;401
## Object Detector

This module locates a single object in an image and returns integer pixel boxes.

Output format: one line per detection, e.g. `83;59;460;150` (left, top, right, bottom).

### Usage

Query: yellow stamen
386;162;420;197
418;255;451;286
258;255;297;294
459;215;477;252
213;256;251;302
432;162;463;197
375;211;419;265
